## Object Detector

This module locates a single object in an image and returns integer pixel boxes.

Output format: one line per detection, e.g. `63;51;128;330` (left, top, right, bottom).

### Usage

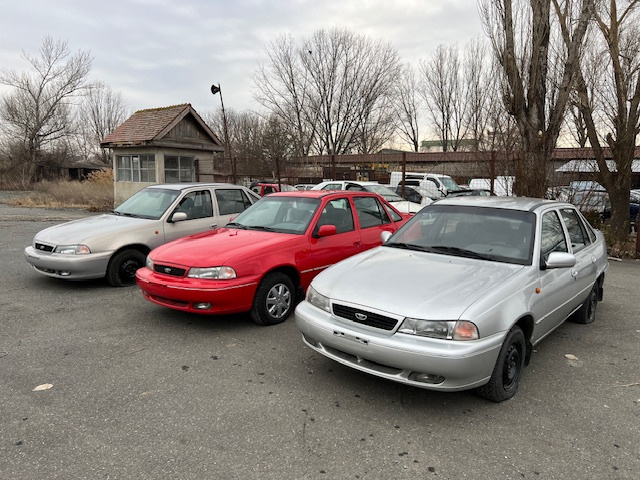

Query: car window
315;198;355;234
345;183;366;191
229;196;320;234
215;188;253;215
540;210;568;262
560;208;591;253
384;204;403;222
321;183;342;190
115;188;180;219
354;196;390;228
176;190;213;220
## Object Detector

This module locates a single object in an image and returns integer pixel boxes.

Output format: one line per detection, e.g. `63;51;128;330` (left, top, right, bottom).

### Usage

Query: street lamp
211;83;236;184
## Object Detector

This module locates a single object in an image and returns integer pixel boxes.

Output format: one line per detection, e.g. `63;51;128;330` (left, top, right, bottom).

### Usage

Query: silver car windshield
386;205;535;265
227;196;321;234
113;188;180;220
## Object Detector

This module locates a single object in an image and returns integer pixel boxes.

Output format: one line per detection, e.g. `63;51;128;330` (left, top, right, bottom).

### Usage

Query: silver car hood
33;214;152;245
316;247;525;320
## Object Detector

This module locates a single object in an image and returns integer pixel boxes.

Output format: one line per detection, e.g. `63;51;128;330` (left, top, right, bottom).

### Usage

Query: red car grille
153;264;187;277
332;304;398;331
149;294;189;308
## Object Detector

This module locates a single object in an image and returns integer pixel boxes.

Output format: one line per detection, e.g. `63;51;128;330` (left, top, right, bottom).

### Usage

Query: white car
295;196;609;402
24;183;260;286
312;180;423;214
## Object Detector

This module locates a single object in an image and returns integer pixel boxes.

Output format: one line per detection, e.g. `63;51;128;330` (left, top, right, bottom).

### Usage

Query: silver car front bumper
24;246;112;281
294;300;505;392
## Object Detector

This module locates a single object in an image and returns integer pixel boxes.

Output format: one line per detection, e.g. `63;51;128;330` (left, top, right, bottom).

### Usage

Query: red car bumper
136;267;259;315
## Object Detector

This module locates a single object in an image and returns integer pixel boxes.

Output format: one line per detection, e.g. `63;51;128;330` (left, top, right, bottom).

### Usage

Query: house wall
111;147;217;205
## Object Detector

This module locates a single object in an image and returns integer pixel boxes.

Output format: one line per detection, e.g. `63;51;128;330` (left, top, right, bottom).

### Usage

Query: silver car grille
332;304;398;331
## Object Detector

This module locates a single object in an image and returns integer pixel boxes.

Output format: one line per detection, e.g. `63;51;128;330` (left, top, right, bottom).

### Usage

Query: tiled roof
100;104;221;147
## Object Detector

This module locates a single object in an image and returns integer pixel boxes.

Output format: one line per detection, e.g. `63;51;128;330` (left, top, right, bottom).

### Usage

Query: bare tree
561;0;640;244
254;28;402;158
419;44;469;151
463;38;493;150
392;64;423;152
479;0;593;197
0;36;92;185
75;81;129;163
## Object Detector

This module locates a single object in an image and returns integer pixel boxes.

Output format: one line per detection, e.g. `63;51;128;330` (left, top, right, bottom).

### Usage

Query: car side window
354;196;391;229
321;183;342;190
540;211;567;262
560;208;591;253
345;183;366;191
176;190;212;220
315;198;355;234
215;189;253;215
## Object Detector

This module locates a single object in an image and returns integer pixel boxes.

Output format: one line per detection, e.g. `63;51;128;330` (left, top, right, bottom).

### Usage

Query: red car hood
149;227;301;267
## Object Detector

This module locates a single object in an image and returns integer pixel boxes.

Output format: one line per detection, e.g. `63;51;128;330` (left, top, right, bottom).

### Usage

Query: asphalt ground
1;202;639;480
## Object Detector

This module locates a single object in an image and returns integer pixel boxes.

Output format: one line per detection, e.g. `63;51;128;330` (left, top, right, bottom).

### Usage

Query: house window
165;156;195;183
116;155;156;182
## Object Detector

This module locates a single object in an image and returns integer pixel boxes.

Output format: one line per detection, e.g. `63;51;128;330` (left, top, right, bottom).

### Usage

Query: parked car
24;183;260;286
394;184;434;207
250;182;297;196
311;180;423;213
295;184;316;191
295;196;608;402
389;171;461;199
136;191;411;325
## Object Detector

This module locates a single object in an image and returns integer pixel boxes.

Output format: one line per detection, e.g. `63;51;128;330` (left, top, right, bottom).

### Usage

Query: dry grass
7;169;114;212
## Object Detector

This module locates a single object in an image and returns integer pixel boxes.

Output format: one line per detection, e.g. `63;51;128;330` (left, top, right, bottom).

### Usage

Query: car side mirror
170;212;188;223
381;230;393;243
316;225;337;237
544;251;576;269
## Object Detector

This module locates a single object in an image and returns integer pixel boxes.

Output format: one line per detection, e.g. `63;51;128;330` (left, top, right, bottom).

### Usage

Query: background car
394;184;434;206
250;182;297;196
311;180;423;213
295;183;316;190
136;191;411;325
295;196;608;402
24;183;260;286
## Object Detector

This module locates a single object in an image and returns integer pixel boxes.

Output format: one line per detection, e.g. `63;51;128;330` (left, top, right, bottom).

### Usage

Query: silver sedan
295;196;609;402
24;183;259;286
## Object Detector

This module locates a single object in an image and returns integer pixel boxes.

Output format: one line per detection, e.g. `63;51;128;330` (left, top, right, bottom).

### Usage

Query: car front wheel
250;272;295;326
106;249;146;287
477;326;526;403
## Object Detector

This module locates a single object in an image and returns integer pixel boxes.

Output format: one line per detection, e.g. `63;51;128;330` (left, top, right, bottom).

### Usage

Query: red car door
299;197;362;289
352;196;399;251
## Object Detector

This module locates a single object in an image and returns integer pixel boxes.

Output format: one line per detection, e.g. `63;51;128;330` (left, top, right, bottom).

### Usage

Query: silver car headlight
187;266;237;280
306;286;331;313
398;318;478;341
54;244;91;255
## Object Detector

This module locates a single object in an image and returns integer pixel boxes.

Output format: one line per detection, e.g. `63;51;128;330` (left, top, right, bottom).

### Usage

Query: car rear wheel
570;282;598;324
251;273;295;325
477;326;526;403
106;249;146;287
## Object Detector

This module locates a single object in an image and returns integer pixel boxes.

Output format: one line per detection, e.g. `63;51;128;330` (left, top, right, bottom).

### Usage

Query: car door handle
571;269;578;278
353;241;361;247
210;224;218;229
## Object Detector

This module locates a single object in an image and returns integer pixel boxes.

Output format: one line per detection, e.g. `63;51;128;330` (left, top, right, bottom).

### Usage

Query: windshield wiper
246;225;277;232
429;246;495;261
386;242;429;251
112;211;140;218
225;222;248;229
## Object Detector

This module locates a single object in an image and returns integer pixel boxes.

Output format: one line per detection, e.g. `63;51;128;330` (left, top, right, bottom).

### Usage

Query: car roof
146;183;244;191
267;190;382;199
314;180;379;187
434;195;569;212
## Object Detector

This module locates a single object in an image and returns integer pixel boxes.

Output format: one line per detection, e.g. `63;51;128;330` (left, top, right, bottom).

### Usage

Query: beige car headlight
398;318;478;340
54;244;91;255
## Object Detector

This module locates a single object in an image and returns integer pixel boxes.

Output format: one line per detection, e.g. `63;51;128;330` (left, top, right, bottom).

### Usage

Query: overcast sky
1;0;485;118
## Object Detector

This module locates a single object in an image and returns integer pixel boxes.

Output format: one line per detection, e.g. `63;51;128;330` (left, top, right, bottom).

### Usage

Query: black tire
477;326;526;403
250;273;295;326
106;249;146;287
570;283;598;324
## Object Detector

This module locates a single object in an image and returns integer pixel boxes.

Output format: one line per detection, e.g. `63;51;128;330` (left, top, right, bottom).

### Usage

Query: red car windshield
226;196;321;234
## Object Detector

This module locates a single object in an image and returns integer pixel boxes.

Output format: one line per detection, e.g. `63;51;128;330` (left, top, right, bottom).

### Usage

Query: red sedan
136;190;411;325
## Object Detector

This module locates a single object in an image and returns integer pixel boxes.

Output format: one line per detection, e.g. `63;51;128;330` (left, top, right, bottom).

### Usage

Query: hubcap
503;344;521;388
121;259;141;281
266;283;291;319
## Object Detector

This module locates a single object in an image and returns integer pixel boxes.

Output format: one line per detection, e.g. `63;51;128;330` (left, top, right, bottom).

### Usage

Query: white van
389;172;460;199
